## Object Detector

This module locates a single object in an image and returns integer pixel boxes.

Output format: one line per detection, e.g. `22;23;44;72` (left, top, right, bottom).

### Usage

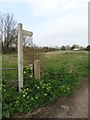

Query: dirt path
31;78;88;118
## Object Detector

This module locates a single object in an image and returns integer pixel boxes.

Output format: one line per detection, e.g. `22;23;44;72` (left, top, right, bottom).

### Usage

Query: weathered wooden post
34;60;41;79
18;23;23;91
18;23;33;91
29;64;33;76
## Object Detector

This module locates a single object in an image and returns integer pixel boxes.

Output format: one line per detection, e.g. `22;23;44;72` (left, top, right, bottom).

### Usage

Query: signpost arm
18;23;23;91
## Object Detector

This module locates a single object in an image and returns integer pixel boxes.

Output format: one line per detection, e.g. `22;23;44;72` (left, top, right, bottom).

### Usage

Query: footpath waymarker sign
18;23;33;91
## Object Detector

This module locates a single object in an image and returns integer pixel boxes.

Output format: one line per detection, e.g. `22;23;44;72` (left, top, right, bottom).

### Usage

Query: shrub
60;46;66;50
23;46;45;65
2;63;79;118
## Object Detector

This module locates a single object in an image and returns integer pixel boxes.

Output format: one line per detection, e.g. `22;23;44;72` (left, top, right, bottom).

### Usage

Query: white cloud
0;0;29;2
30;0;88;46
0;0;88;46
32;14;88;46
29;0;88;17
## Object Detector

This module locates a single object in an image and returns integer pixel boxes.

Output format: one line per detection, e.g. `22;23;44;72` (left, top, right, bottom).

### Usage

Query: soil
14;78;88;119
31;78;88;118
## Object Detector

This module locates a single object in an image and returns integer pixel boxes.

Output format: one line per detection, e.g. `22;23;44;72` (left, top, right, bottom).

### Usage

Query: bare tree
23;35;33;47
4;13;17;46
0;12;18;53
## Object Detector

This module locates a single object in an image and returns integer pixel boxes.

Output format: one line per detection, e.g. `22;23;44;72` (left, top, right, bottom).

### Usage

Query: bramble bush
2;63;79;118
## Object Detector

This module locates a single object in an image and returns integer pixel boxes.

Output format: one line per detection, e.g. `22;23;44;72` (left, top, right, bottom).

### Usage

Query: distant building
73;48;80;51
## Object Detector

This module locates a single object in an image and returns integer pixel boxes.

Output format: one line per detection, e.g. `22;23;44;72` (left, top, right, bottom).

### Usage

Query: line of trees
60;44;90;51
0;12;59;54
0;12;89;54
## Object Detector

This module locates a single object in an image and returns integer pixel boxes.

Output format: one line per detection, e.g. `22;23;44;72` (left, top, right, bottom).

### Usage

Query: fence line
0;68;18;70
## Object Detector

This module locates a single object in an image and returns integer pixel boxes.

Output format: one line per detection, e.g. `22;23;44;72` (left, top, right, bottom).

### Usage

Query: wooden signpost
18;23;33;91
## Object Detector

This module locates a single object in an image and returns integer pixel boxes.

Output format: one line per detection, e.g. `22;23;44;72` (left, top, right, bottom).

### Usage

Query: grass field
41;51;88;79
2;51;88;81
2;54;18;81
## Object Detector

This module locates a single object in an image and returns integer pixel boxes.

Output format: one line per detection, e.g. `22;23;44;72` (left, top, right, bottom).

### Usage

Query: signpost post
18;23;33;91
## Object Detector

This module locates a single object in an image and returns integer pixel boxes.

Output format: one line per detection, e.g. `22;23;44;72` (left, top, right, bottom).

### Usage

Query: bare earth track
31;78;88;118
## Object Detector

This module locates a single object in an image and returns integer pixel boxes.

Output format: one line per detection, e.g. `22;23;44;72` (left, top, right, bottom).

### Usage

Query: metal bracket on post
18;23;33;91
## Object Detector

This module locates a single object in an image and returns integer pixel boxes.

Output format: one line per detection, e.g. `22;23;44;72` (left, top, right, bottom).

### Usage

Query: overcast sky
0;0;88;47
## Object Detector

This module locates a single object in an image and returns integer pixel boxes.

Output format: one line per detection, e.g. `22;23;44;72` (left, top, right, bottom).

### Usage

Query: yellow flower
25;92;27;95
30;67;32;70
26;88;29;90
23;91;25;93
24;71;26;74
45;93;47;96
30;75;32;78
36;97;38;99
37;86;39;89
27;96;29;98
4;89;6;92
23;94;26;97
31;97;33;100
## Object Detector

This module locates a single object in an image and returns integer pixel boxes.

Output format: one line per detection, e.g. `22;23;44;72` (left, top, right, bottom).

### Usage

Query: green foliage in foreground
2;64;79;118
2;51;88;118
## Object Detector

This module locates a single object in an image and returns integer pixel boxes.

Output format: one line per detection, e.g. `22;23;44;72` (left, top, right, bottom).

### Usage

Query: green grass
41;51;88;79
2;54;18;68
2;54;18;81
2;51;88;81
